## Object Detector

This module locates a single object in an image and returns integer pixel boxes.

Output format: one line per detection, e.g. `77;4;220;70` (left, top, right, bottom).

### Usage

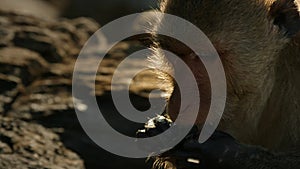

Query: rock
0;10;99;169
0;26;14;47
0;74;21;114
0;10;100;62
7;78;73;120
0;47;48;85
0;116;84;169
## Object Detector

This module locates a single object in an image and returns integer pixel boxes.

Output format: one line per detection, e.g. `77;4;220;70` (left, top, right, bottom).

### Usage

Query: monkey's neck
256;39;300;151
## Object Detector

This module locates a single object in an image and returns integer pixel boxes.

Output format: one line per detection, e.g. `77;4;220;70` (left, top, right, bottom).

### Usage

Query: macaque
141;0;300;168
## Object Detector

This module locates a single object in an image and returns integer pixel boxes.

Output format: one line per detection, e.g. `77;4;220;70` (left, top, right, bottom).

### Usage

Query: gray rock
0;116;84;169
0;10;98;169
0;47;48;84
0;74;21;114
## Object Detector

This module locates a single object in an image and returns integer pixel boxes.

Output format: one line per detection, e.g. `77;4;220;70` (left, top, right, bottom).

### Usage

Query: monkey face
153;0;300;137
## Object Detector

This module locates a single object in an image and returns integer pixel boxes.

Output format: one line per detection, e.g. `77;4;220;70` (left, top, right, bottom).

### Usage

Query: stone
0;47;48;85
0;116;84;169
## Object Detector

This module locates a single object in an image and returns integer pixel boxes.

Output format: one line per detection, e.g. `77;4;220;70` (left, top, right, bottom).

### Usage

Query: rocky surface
0;10;163;169
0;116;84;169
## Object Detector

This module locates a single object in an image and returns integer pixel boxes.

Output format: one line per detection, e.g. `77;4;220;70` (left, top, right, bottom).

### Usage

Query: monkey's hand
163;130;266;169
136;117;270;169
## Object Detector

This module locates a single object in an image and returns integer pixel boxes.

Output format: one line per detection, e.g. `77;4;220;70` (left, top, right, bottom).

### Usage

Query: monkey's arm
167;131;300;169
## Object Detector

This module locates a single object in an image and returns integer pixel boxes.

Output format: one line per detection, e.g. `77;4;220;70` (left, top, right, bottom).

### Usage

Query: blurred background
0;0;158;24
0;0;163;169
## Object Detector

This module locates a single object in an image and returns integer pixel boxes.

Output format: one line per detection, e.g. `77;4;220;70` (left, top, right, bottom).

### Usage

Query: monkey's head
150;0;300;137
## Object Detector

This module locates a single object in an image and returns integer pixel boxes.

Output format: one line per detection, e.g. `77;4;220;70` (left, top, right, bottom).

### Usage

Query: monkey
138;0;300;168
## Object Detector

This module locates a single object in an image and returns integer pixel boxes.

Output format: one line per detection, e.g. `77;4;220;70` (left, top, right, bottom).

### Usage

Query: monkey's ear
269;0;300;37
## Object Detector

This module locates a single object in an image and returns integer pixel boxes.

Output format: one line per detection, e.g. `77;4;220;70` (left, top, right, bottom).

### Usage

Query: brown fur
148;0;300;168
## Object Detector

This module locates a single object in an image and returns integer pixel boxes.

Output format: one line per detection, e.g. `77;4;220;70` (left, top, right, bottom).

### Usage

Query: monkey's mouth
136;115;204;169
136;115;200;138
137;116;172;137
